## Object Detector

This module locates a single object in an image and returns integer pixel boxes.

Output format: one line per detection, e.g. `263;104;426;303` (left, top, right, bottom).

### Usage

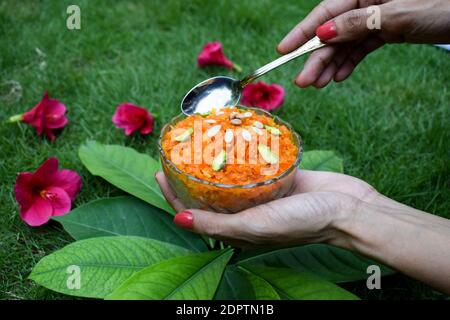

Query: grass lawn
1;0;449;300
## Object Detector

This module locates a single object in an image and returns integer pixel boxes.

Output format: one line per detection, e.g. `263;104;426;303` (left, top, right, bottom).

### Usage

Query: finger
316;5;384;43
173;208;245;240
278;0;358;54
295;45;338;87
313;58;338;88
334;36;384;81
155;171;186;212
312;45;352;87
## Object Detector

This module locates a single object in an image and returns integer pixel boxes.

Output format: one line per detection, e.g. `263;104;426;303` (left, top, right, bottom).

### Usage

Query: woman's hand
156;169;450;294
156;170;377;248
278;0;450;88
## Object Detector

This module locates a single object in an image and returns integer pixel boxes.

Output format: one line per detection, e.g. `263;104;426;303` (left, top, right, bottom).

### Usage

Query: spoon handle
240;36;326;87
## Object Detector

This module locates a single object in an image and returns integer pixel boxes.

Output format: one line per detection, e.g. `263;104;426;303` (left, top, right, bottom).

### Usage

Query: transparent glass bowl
158;107;302;213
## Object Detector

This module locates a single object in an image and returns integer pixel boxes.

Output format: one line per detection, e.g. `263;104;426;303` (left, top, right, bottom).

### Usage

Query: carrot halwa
161;107;298;185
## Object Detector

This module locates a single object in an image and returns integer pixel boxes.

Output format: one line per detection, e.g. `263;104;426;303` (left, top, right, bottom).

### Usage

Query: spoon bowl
181;76;241;115
181;36;325;115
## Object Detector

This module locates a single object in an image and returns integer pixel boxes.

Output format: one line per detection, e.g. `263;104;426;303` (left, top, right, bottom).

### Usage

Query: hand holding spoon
181;36;326;115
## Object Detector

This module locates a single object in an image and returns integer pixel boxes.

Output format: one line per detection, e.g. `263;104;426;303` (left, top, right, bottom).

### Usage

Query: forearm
331;196;450;294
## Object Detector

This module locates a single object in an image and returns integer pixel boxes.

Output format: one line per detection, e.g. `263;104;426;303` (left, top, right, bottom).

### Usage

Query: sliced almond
212;150;227;171
253;121;263;129
207;125;221;137
174;128;193;142
238;111;252;118
224;129;234;143
229;111;240;119
204;119;217;124
252;126;263;135
242;129;252;141
258;144;279;164
230;118;242;125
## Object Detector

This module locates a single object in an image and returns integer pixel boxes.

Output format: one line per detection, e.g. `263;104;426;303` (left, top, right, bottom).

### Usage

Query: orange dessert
158;106;302;213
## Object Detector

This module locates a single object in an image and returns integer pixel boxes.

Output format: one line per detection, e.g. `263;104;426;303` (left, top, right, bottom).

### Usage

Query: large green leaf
79;140;174;214
29;236;189;298
53;196;206;252
241;266;359;300
214;266;280;300
107;249;233;300
237;244;394;283
300;150;343;172
214;266;255;300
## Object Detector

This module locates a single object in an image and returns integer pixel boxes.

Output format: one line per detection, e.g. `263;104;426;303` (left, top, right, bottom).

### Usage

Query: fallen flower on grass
14;157;82;227
7;91;68;141
112;103;154;136
197;42;241;72
241;81;285;111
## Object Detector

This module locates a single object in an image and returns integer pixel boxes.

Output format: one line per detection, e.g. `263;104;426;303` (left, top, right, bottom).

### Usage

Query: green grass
1;0;449;300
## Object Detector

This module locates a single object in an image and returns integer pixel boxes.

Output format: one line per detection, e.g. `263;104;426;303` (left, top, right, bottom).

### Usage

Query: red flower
241;81;285;111
197;42;241;71
22;92;69;141
14;158;82;227
112;103;154;136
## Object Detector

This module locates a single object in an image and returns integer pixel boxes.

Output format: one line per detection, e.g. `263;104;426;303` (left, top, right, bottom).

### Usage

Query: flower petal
13;172;35;212
53;169;82;200
112;103;153;136
241;81;285;111
44;186;72;216
31;157;59;187
197;42;233;69
20;196;53;227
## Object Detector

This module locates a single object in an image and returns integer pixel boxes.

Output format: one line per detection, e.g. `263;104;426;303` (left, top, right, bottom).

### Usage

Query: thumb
316;7;375;43
173;209;242;239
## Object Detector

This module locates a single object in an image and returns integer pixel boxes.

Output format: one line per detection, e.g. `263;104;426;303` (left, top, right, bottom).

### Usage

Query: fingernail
316;21;337;41
174;211;193;229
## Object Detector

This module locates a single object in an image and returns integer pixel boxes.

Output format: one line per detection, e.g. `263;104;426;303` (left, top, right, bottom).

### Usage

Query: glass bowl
157;106;302;213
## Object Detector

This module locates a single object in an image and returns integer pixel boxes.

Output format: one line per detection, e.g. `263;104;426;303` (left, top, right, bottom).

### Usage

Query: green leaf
107;249;233;300
237;244;394;283
213;266;280;300
53;196;207;252
300;150;343;172
79;140;174;214
29;236;189;298
241;266;359;300
214;266;255;300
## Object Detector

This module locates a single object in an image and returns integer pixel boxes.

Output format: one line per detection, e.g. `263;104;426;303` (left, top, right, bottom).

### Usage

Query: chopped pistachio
264;125;281;135
174;128;193;142
253;121;264;129
258;144;279;164
197;111;211;117
212;150;227;171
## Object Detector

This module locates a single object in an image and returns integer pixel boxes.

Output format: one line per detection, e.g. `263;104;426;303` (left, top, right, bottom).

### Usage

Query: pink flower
22;92;69;141
241;81;285;111
112;103;154;136
197;42;241;71
14;158;82;227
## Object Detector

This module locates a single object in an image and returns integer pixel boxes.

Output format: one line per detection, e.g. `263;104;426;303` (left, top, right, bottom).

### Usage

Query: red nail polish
316;21;337;41
174;211;193;229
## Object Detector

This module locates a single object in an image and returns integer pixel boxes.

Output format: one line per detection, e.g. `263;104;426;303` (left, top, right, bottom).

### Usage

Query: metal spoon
181;36;326;115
